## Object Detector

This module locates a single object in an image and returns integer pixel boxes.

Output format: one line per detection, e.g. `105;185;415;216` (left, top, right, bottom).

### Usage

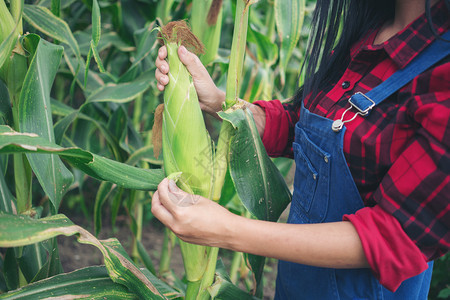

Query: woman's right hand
155;45;225;116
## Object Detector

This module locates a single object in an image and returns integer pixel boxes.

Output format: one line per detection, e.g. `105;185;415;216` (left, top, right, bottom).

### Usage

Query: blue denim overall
275;31;450;300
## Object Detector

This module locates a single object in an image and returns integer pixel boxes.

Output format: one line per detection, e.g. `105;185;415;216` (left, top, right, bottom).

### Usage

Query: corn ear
162;41;214;199
160;22;214;289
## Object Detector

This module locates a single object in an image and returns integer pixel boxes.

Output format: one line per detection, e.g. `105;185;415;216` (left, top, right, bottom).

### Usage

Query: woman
153;0;449;298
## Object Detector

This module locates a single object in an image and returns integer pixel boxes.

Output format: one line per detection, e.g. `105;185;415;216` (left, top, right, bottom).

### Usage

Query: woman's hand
151;178;235;247
155;45;266;136
155;45;225;117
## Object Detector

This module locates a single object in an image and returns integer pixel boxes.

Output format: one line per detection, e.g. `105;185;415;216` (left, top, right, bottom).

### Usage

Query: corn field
0;0;447;299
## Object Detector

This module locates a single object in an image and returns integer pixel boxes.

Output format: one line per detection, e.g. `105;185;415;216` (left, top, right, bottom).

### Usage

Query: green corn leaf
100;239;183;299
0;172;14;213
240;58;266;102
0;213;178;299
50;0;60;17
247;25;278;67
0;256;7;292
0;125;164;191
91;0;101;46
99;32;135;53
126;145;163;166
18;34;73;212
85;46;94;87
29;238;62;283
0;266;137;300
91;40;105;72
23;4;81;59
51;99;125;162
0;80;12;125
110;186;124;228
137;241;157;275
97;238;168;299
17;242;47;283
219;108;291;222
84;0;105;86
4;43;27;102
218;107;292;291
119;23;157;82
0;214;75;247
0;0;18;76
0;159;15;214
86;70;153;103
50;97;76;116
0;30;18;79
107;105;129;154
275;0;305;84
64;47;103;91
133;24;156;63
156;0;176;24
94;181;115;236
244;252;265;298
273;156;294;178
208;260;259;300
3;248;19;291
54;110;78;144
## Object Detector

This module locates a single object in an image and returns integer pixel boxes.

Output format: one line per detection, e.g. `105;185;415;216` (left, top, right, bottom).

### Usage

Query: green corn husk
161;22;213;200
159;21;216;299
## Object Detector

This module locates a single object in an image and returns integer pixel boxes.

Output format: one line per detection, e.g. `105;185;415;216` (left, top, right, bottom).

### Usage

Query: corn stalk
190;0;224;65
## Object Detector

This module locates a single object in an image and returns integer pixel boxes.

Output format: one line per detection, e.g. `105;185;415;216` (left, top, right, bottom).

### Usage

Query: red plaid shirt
255;1;449;291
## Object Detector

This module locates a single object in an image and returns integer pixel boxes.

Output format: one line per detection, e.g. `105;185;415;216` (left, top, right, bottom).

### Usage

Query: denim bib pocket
292;128;331;223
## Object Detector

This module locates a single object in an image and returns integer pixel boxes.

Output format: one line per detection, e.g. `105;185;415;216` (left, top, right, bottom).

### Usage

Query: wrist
248;103;266;137
205;89;226;118
215;211;244;251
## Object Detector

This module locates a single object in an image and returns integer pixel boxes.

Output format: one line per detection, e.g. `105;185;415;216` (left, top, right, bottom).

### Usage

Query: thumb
168;179;198;207
178;46;207;80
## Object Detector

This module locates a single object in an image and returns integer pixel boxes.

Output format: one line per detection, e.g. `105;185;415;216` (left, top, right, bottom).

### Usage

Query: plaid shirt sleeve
253;100;299;158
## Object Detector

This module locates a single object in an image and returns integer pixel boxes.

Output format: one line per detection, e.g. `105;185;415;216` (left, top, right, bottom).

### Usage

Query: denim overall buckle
331;92;375;132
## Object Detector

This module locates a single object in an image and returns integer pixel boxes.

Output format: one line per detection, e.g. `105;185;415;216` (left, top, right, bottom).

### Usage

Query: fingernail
179;46;186;55
168;180;178;191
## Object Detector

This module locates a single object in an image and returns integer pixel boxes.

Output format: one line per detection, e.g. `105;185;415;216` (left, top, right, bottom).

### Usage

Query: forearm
222;215;369;269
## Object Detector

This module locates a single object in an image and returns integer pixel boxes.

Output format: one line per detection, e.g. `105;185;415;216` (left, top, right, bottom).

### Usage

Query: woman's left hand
151;178;235;247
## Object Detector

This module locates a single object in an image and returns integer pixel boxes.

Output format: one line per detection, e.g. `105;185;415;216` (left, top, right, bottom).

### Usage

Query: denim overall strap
274;31;449;300
351;30;450;112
